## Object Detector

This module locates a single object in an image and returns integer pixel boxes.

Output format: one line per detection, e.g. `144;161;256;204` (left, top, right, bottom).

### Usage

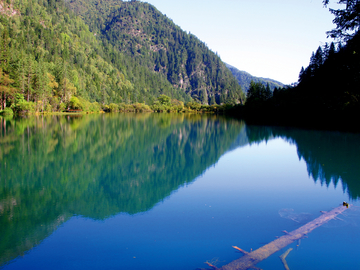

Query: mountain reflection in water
245;125;360;199
0;114;359;268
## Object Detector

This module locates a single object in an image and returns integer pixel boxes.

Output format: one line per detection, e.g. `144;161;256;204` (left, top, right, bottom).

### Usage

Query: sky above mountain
142;0;341;85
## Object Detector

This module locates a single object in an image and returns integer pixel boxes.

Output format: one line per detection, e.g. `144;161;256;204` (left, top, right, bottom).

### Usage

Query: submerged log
218;205;349;270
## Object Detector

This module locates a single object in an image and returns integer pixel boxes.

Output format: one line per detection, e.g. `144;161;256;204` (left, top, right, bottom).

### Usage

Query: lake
0;113;359;270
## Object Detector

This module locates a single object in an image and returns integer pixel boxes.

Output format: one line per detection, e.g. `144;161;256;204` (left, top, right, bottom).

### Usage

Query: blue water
0;114;359;270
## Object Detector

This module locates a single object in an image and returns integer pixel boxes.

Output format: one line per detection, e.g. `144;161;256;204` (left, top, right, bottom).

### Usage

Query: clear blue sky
142;0;339;85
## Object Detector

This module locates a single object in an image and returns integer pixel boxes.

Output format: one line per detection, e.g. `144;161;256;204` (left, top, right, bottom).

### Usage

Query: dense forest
232;0;360;131
0;0;140;113
0;0;245;116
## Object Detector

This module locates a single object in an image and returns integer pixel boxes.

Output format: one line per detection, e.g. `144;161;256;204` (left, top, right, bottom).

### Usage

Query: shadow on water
278;208;313;224
0;115;360;267
278;207;360;229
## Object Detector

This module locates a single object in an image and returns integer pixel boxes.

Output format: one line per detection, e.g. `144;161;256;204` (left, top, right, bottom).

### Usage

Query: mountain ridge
226;63;284;92
68;0;245;104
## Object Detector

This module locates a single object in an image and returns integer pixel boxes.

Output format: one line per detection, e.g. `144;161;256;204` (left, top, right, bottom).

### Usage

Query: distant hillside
69;0;245;105
226;63;284;92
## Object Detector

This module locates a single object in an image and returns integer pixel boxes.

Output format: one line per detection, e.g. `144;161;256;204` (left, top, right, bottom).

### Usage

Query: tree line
229;0;360;131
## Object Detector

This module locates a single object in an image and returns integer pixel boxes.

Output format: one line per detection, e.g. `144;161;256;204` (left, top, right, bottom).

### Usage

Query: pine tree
323;0;360;41
0;29;10;73
25;55;35;102
0;68;16;110
265;83;272;100
298;66;305;83
314;46;324;70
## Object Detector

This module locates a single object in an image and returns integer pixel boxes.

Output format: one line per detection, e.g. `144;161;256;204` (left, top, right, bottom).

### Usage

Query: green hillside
0;0;245;113
226;63;284;92
68;0;245;105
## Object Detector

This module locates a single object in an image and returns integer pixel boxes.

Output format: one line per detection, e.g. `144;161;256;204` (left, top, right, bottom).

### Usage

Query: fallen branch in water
216;204;350;270
279;248;293;270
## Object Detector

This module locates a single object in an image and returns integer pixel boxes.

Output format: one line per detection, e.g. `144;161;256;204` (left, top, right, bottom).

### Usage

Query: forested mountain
225;63;284;92
0;0;244;114
0;0;138;111
68;0;245;105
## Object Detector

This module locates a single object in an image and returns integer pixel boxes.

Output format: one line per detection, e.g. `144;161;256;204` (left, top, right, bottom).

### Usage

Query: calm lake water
0;113;359;270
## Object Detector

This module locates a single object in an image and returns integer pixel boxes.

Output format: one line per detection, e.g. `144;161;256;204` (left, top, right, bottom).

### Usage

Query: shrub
1;107;14;116
49;96;60;112
34;101;44;112
109;103;119;112
133;103;152;112
11;94;35;114
45;104;52;113
185;101;201;111
89;102;101;112
59;102;66;112
157;94;171;106
68;96;83;110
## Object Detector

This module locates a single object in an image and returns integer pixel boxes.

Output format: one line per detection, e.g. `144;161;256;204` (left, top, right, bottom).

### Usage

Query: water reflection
0;115;360;268
0;114;244;265
245;125;360;199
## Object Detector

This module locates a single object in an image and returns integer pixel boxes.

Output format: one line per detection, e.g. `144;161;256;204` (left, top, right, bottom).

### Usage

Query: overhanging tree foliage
323;0;360;41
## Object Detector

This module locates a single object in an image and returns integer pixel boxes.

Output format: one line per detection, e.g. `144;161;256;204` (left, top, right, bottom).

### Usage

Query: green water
0;114;359;270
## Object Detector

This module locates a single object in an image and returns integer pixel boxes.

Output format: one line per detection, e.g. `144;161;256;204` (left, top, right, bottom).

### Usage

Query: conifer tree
314;46;324;70
323;0;360;41
298;66;305;83
0;68;16;110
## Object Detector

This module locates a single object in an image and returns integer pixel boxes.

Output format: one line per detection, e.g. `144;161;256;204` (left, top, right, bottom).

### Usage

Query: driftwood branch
232;246;249;255
279;248;293;270
218;204;350;270
205;262;218;270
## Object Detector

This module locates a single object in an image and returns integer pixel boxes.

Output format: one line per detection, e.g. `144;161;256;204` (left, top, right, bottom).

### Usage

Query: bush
12;101;35;114
33;101;42;112
11;93;34;114
157;94;171;106
1;107;14;116
49;96;60;112
89;102;101;112
150;102;166;112
185;101;202;111
133;103;152;112
59;102;66;112
109;103;119;112
68;96;83;110
45;104;52;113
